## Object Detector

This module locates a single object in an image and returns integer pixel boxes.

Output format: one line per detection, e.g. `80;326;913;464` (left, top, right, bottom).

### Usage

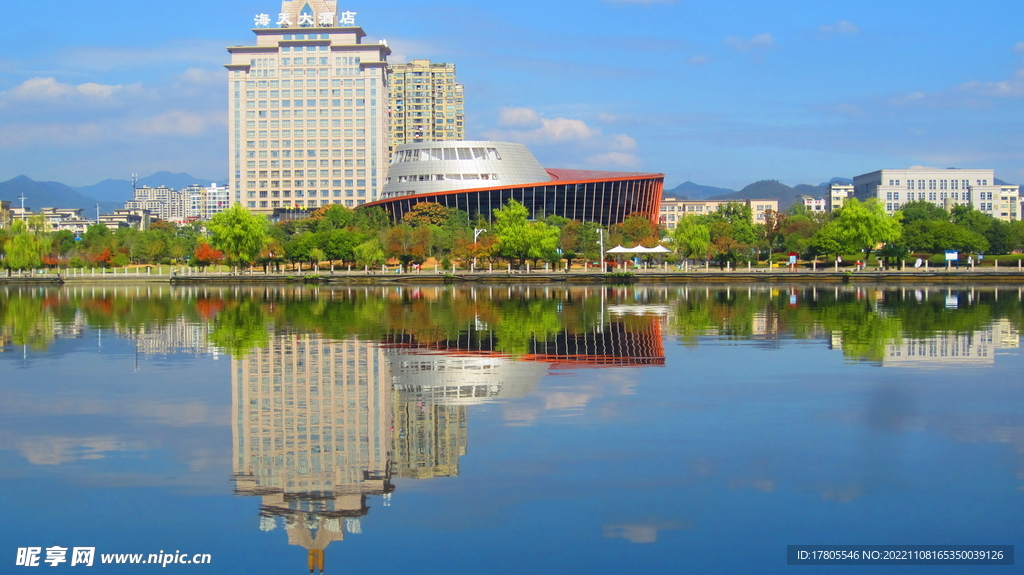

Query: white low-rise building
853;168;1019;221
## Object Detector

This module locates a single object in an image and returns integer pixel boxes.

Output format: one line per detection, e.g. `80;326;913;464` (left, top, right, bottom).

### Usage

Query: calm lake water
1;283;1023;573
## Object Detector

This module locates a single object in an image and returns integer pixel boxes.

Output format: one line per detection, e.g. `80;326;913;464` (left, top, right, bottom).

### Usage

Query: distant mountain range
0;176;121;215
75;171;228;203
665;177;853;211
0;172;226;216
663;181;736;200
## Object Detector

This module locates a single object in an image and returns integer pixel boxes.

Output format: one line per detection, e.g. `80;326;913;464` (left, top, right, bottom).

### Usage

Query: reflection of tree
815;299;903;362
491;299;564;355
0;295;55;351
208;300;270;358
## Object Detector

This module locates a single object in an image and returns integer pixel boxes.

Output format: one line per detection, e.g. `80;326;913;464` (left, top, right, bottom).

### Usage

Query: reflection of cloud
0;394;228;427
820;483;863;503
728;478;776;493
544;392;592;411
502;404;541;427
3;435;144;466
603;521;686;543
691;457;717;476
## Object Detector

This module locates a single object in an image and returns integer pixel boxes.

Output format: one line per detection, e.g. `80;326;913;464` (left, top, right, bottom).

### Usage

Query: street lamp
597;228;605;273
473;228;486;270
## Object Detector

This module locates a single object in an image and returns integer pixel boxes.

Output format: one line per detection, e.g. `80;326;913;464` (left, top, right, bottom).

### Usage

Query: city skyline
0;0;1021;190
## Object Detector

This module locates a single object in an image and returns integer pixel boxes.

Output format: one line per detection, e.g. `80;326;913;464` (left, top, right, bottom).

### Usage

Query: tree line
3;197;1021;271
671;198;1024;266
0;200;661;271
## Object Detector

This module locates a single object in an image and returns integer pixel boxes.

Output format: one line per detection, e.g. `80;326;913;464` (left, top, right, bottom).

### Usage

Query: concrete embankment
4;269;1024;286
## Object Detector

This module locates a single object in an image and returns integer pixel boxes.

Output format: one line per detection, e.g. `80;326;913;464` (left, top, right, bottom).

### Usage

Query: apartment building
387;59;465;156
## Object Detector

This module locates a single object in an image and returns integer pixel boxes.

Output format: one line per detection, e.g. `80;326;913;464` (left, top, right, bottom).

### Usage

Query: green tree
3;220;47;270
207;204;270;265
670;215;711;260
830;198;902;260
353;238;386;267
900;200;950;223
493;199;532;266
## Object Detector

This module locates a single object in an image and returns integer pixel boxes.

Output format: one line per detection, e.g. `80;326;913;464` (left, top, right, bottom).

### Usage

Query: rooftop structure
371;141;664;226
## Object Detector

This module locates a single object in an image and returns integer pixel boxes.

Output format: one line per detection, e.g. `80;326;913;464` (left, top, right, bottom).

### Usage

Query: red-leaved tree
194;242;225;266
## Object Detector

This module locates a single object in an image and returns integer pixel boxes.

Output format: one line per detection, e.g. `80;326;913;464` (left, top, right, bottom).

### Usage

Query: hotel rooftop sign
254;9;356;28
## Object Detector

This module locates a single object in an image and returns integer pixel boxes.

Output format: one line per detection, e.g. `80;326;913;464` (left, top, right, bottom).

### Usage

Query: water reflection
1;283;1023;573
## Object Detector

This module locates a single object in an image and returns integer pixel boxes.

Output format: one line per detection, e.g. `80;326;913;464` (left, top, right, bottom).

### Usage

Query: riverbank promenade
3;262;1024;285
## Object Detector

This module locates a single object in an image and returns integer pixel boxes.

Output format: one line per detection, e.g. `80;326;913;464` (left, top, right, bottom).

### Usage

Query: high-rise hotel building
225;0;391;213
387;59;465;156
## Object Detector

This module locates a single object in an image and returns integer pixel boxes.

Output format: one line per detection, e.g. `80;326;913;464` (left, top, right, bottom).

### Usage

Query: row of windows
248;169;365;178
246;141;373;151
243;78;369;88
246;160;368;170
279;45;330;52
248;178;367;186
248;189;364;198
246;89;367;99
884;191;972;201
895;179;986;190
248;199;364;208
248;99;371;108
282;33;330;40
392;147;501;163
388;173;500;183
244;119;366;129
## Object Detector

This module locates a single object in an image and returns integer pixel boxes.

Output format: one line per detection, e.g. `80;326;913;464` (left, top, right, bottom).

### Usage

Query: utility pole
17;194;26;221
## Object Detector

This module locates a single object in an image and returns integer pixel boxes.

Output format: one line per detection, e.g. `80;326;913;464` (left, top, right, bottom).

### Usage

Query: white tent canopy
606;245;671;254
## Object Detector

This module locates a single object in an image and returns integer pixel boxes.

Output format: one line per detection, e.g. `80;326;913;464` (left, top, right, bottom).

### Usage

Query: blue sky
0;0;1022;189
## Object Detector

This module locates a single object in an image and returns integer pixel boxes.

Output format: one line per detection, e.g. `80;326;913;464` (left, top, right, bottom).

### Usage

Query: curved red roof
545;168;664;181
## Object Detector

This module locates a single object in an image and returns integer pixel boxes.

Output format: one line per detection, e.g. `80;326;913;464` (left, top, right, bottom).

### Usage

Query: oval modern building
365;141;664;226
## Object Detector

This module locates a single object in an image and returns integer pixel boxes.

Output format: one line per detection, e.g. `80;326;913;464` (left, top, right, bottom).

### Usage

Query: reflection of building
226;0;392;212
371;141;664;226
117;318;218;357
387;59;465;153
832;319;1020;368
232;333;393;572
391;395;467;479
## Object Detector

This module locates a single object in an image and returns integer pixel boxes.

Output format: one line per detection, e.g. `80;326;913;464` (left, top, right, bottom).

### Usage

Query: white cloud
588;151;641;167
686;54;713;65
819;20;860;36
497;107;542;128
596;112;618;123
1014;41;1024;54
2;77;126;102
725;33;774;52
958;67;1024;98
486;108;642;169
